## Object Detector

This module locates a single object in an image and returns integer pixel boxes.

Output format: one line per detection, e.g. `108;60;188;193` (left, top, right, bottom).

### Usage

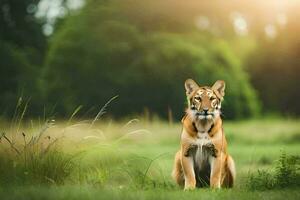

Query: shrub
246;152;300;190
275;152;300;188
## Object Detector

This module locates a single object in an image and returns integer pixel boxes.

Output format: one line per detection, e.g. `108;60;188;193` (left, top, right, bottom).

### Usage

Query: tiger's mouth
195;111;215;120
195;111;214;116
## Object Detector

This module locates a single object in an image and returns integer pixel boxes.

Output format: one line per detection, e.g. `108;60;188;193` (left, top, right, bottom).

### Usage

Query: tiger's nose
203;108;209;114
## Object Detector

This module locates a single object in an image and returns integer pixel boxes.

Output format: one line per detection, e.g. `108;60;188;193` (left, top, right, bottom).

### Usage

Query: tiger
172;79;236;190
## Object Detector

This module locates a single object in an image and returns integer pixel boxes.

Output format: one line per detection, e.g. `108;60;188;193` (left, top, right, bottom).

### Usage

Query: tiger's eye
194;96;201;101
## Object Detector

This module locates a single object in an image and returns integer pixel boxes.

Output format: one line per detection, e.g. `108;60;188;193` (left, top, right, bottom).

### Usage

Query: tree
43;0;260;119
0;0;46;116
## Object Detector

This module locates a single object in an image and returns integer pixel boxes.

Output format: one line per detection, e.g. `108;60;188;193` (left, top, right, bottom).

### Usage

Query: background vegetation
1;0;300;120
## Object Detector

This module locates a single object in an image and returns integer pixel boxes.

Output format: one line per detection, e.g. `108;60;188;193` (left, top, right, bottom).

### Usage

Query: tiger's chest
192;132;214;170
191;133;215;187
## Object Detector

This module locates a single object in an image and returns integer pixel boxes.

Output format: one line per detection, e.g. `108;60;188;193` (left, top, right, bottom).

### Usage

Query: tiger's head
184;79;225;121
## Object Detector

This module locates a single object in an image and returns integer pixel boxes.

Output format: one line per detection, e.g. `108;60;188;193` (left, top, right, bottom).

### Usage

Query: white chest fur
196;132;210;146
193;132;214;170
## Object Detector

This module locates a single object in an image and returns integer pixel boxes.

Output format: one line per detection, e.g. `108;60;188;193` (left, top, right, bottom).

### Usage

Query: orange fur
172;79;235;190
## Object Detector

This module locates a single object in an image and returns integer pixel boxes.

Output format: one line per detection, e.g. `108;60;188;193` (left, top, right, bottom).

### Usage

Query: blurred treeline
0;0;299;120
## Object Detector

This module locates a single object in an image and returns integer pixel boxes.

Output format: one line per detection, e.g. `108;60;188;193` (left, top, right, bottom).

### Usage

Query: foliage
0;0;45;49
275;152;300;188
0;0;46;117
247;152;300;190
42;0;260;119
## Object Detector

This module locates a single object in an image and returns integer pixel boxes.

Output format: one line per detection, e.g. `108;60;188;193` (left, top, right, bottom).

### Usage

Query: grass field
0;118;299;199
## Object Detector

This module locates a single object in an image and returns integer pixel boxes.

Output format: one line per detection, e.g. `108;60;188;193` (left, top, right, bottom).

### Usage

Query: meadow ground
0;118;299;199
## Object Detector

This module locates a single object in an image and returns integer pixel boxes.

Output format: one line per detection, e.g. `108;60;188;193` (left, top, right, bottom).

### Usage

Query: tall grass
0;96;93;186
0;95;172;189
0;120;76;185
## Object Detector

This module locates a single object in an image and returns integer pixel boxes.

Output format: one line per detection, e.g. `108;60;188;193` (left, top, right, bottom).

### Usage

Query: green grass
0;118;299;199
1;186;300;200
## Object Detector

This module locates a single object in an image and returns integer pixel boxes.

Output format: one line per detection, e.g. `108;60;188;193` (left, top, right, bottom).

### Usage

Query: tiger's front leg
181;154;196;190
210;152;226;189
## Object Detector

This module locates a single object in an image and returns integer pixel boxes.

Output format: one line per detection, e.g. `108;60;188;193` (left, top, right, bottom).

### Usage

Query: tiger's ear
212;80;225;100
185;79;199;96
